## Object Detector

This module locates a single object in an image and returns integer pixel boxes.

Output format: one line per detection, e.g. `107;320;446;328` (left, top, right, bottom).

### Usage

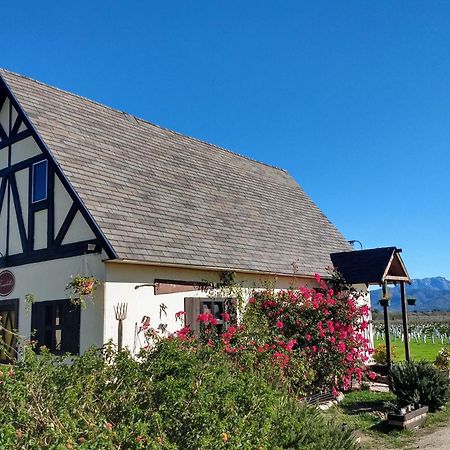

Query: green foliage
389;360;450;411
373;343;397;365
0;341;358;449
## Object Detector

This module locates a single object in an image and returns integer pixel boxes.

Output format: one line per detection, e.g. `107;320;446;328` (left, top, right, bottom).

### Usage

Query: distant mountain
370;277;450;311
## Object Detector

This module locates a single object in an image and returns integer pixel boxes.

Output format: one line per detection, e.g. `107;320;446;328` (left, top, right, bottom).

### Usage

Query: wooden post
400;281;411;362
382;283;392;370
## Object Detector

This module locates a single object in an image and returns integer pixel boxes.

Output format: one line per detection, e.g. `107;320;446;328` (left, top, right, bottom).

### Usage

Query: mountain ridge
371;276;450;311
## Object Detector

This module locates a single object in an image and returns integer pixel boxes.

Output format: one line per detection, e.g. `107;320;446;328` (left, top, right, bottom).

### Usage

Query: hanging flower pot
379;298;390;307
407;297;416;306
66;275;99;308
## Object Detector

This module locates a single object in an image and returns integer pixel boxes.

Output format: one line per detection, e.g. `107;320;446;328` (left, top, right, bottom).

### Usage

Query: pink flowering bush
173;271;374;395
243;273;374;393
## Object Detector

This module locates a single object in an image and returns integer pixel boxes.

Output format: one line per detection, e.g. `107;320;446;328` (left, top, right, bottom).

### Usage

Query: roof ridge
0;68;287;174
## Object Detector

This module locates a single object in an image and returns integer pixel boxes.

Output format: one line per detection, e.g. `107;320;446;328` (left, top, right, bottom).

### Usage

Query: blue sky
2;1;449;279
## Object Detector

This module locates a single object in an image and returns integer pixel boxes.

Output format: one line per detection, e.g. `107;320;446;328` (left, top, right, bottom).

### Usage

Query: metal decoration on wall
114;302;128;351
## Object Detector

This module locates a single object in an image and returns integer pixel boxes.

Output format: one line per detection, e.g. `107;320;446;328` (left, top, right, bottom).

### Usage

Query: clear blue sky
2;1;449;279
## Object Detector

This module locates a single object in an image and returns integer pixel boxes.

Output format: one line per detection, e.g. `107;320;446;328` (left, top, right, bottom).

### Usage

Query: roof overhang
330;247;411;286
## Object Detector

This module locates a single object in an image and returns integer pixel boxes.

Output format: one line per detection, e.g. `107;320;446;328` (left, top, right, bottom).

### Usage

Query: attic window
32;160;48;203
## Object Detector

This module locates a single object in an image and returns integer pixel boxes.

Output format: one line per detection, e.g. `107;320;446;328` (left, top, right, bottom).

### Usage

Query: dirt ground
409;423;450;449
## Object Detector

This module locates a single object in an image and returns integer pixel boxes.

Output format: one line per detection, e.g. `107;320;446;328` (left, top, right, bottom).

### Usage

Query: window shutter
61;302;80;355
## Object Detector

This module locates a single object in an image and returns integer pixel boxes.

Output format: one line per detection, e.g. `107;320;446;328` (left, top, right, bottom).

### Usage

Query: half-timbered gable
0;83;105;269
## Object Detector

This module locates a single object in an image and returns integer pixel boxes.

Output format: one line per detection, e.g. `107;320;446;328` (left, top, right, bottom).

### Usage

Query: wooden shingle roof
0;69;352;275
331;247;411;285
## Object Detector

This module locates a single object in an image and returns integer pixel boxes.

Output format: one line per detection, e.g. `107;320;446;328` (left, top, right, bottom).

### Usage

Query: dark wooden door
0;299;19;363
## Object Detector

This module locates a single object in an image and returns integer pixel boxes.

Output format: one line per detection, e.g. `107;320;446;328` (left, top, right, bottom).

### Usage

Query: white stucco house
0;69;369;361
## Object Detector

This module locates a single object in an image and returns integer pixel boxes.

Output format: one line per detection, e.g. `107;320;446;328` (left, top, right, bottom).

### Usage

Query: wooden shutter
61;301;80;355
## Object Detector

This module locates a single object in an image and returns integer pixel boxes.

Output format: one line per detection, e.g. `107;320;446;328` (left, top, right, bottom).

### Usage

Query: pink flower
306;334;311;342
285;339;297;351
276;320;284;329
337;342;346;353
175;311;186;319
248;297;256;304
314;273;321;283
368;371;376;380
221;312;231;321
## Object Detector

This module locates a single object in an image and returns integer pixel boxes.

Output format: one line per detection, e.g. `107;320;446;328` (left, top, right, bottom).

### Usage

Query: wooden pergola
331;247;412;367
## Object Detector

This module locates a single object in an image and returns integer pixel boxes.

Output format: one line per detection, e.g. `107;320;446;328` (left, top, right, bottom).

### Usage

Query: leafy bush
373;343;397;365
390;360;450;411
0;341;358;449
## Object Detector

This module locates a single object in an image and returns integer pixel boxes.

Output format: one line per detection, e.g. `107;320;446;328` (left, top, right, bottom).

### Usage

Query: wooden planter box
387;406;429;430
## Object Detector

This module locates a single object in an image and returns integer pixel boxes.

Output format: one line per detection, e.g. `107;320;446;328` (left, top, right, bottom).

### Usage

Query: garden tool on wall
114;303;128;351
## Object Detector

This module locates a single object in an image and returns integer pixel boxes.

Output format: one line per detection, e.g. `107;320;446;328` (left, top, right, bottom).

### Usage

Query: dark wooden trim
47;166;54;248
9;173;28;252
0;153;46;178
10;115;23;137
0;176;7;217
0;239;99;268
54;202;78;246
0;129;31;150
27;166;34;253
0;94;6;112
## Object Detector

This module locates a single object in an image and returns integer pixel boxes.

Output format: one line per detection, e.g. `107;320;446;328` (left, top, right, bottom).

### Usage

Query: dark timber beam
382;282;392;370
400;281;411;362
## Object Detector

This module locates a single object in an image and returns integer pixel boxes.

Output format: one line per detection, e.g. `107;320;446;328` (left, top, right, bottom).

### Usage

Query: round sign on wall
0;270;15;296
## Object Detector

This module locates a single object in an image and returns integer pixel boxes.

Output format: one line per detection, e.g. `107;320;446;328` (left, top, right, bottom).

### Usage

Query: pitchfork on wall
114;302;128;351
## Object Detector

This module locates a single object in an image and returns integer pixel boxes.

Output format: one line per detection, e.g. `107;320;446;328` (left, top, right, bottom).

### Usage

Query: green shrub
390;360;450;411
0;341;359;449
373;343;397;365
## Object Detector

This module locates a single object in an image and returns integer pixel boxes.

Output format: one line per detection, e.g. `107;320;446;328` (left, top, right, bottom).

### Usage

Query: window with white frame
32;160;48;203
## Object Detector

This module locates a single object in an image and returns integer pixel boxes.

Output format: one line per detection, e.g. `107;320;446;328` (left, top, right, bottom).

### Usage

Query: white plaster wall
0;98;10;133
0;252;106;354
8;185;22;255
16;169;28;239
62;211;96;244
104;262;315;352
33;209;47;250
11;136;41;165
54;176;72;232
354;283;374;348
0;150;7;170
0;180;6;256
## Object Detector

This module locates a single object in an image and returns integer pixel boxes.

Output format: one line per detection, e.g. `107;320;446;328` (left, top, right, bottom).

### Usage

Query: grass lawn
374;337;444;362
327;390;450;449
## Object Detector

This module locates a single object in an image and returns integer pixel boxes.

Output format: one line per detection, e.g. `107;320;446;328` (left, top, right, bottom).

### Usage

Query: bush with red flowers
173;271;374;395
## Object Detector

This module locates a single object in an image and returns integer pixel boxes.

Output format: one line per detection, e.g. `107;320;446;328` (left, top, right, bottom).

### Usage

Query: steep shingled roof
0;69;352;275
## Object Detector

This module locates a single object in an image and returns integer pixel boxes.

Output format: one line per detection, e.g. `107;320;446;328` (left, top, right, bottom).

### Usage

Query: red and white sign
0;270;15;296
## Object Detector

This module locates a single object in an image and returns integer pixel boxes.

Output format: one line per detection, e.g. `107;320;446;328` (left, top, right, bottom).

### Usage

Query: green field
374;337;444;362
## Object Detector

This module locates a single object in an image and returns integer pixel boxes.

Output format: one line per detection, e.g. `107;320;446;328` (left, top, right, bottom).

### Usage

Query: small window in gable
32;160;48;203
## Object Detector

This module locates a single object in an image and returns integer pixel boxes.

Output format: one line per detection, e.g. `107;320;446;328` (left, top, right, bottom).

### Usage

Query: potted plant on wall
66;275;99;308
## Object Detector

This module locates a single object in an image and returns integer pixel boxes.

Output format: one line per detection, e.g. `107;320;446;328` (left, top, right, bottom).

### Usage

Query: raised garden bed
387;405;429;430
